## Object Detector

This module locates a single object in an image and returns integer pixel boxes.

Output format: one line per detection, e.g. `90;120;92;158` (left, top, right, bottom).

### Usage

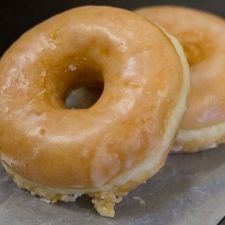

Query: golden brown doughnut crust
0;6;189;216
135;6;225;152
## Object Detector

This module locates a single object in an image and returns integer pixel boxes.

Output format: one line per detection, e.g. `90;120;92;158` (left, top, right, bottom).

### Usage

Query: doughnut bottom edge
173;122;225;153
2;160;156;217
2;151;172;217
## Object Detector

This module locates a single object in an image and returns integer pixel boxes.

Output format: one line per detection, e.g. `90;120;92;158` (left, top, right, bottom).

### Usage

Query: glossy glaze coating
136;6;225;152
0;6;188;216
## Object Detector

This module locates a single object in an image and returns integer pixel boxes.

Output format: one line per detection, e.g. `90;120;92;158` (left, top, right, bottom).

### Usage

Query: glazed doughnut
135;6;225;153
0;6;189;217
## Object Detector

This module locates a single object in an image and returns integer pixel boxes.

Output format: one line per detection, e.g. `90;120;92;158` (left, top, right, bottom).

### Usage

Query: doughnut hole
43;54;104;109
62;64;104;109
65;82;104;109
177;31;213;66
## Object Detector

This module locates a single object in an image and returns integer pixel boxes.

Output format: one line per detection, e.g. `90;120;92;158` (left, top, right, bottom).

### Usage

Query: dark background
0;0;225;56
